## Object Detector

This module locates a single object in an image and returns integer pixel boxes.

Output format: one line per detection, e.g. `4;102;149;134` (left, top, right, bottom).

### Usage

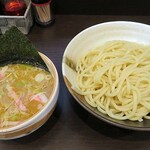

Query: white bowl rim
63;20;150;57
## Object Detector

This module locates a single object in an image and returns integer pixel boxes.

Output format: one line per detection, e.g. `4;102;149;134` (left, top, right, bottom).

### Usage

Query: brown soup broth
0;64;54;129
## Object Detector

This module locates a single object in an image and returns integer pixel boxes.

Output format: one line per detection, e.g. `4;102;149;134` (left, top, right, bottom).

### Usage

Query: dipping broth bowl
0;53;59;139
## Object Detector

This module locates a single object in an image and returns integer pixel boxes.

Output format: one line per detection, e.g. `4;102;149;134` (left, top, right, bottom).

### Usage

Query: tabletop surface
1;15;150;150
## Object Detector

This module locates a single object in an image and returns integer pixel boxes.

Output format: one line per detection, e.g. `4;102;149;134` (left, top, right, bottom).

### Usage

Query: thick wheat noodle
74;40;150;122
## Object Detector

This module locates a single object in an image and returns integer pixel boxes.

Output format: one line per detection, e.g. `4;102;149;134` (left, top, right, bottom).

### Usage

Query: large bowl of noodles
62;21;150;131
0;53;59;139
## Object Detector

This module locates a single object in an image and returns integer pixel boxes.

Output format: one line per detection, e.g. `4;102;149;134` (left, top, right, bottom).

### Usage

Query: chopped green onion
16;81;25;87
9;114;20;121
35;73;45;82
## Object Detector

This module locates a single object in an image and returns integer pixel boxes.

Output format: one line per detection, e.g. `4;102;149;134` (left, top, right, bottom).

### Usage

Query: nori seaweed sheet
0;27;48;71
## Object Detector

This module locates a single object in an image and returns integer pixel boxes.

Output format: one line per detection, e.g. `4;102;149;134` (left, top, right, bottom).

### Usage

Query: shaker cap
31;0;50;4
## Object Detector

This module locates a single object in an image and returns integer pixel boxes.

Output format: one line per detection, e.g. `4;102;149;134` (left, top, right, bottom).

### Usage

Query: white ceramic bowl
0;53;59;139
62;21;150;131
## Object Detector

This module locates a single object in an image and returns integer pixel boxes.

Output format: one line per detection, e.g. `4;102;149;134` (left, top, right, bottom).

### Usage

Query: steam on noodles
73;40;150;122
0;64;54;129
